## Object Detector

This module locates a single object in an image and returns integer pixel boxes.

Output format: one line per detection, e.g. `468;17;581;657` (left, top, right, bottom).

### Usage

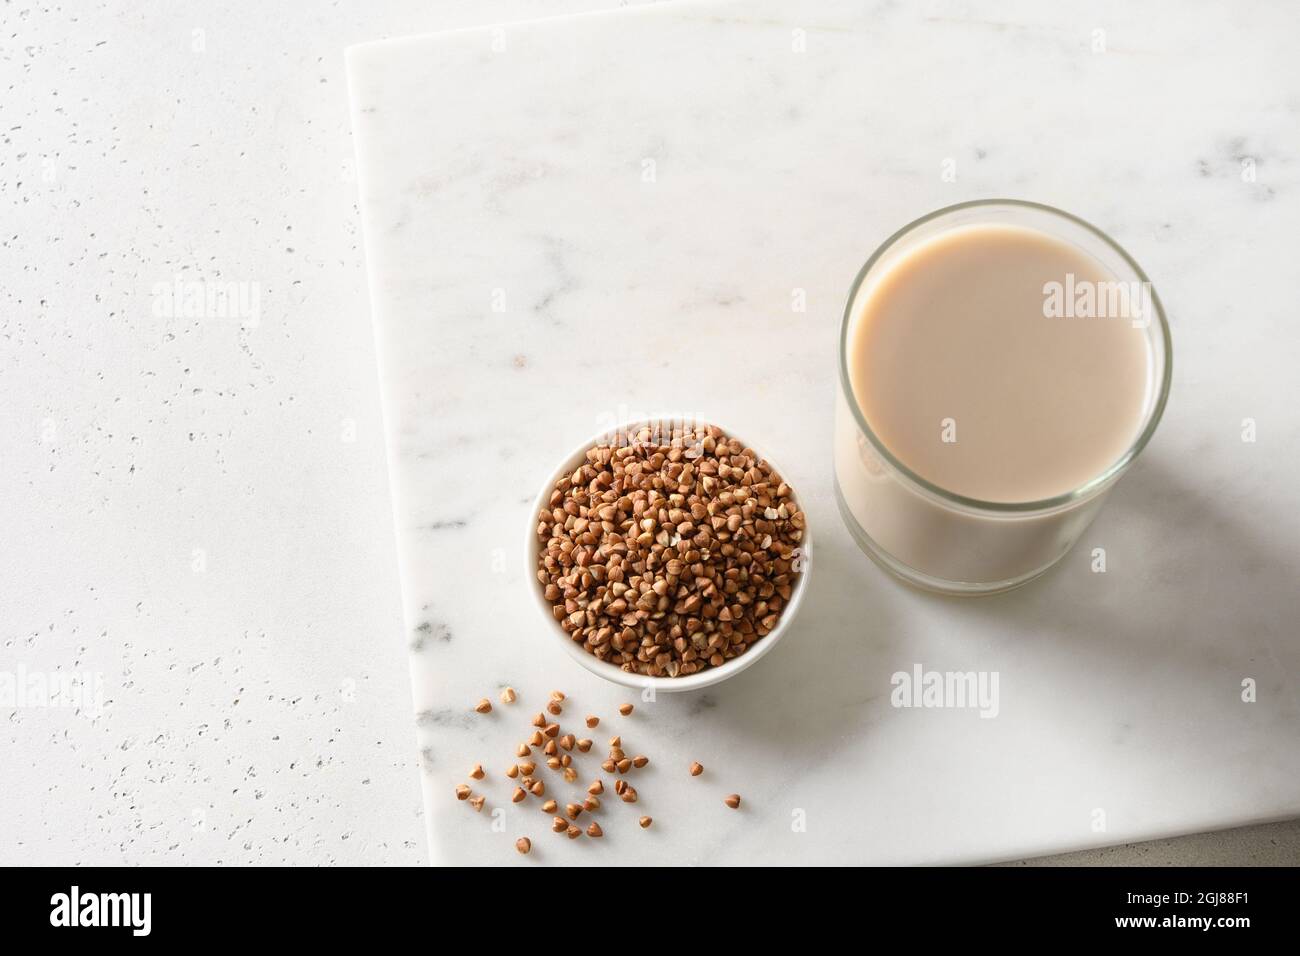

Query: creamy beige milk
850;224;1150;502
835;222;1155;589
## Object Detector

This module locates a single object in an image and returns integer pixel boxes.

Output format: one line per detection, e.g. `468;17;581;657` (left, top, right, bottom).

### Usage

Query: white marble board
346;0;1300;865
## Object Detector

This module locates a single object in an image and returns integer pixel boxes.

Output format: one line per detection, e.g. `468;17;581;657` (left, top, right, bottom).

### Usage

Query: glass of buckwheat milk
834;200;1171;595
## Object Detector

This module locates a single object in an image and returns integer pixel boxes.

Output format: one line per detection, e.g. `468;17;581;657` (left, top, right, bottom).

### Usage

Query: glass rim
838;198;1174;515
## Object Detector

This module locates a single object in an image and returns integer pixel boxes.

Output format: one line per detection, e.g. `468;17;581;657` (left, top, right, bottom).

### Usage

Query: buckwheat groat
536;422;804;678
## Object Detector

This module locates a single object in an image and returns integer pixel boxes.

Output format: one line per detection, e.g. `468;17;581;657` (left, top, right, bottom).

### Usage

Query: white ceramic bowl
525;419;812;693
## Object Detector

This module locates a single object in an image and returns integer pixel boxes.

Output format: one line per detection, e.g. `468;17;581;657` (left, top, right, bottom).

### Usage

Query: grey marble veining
348;0;1300;864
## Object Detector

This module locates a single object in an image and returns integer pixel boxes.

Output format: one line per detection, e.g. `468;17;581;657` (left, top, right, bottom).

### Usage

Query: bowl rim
524;417;812;693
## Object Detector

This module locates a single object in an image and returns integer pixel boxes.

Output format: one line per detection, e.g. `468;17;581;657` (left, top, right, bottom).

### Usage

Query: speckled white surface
0;0;641;866
349;0;1300;865
3;0;1297;868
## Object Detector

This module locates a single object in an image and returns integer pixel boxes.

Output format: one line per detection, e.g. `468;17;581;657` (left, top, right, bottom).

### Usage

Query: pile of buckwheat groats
456;688;742;855
535;422;805;678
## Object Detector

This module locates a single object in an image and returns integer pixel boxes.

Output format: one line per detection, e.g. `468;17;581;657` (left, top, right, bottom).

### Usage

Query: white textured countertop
3;0;1297;866
0;0;636;866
